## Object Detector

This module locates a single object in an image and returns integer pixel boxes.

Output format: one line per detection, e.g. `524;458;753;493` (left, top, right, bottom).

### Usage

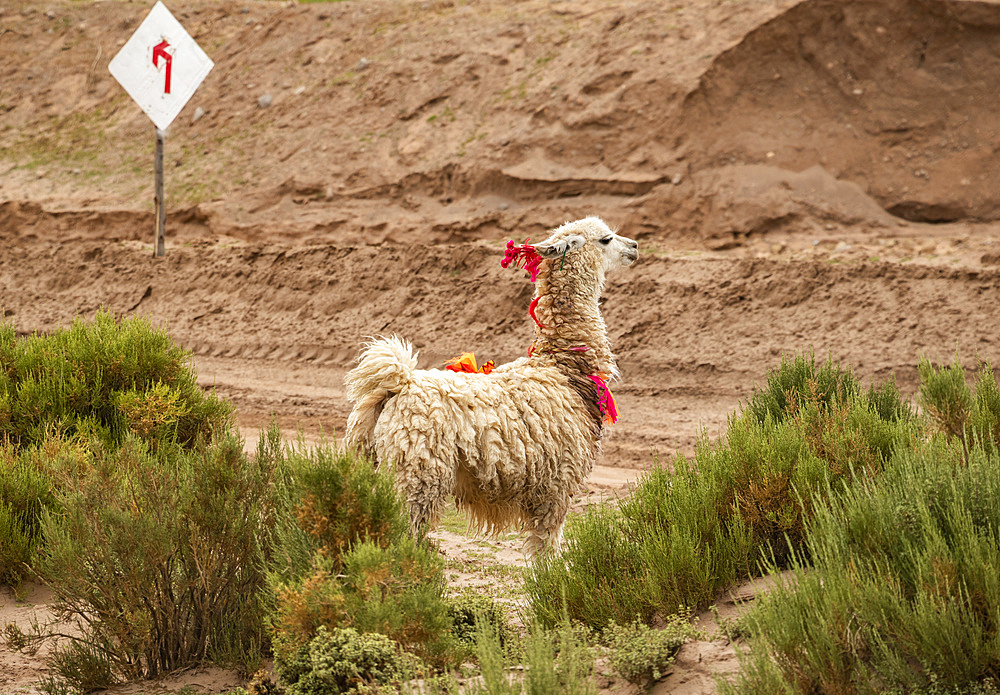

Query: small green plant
278;625;418;695
447;590;512;651
280;438;409;574
919;357;1000;461
602;617;699;684
465;614;596;695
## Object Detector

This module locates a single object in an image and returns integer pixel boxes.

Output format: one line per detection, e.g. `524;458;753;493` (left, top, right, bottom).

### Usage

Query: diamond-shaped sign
109;1;213;131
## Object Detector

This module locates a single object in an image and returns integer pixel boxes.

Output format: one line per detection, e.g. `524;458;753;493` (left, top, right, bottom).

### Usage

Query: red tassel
501;240;542;282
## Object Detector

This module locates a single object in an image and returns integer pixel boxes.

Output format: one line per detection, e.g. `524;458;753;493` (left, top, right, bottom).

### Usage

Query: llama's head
533;217;638;281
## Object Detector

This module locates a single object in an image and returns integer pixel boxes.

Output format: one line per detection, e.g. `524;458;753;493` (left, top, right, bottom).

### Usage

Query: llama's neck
529;264;618;379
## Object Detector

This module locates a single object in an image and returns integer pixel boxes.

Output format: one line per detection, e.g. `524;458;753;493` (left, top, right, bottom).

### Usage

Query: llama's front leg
523;495;570;556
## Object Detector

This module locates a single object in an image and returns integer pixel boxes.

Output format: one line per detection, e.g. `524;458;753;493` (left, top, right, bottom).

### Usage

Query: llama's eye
599;237;612;245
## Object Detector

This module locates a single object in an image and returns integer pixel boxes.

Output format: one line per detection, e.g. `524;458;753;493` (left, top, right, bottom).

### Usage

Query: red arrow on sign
152;39;172;94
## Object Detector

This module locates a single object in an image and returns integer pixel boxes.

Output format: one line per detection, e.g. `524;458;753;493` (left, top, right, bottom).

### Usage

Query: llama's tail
344;336;418;460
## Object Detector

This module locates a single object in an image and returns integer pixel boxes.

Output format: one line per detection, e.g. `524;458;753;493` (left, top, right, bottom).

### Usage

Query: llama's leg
402;454;455;538
523;494;570;556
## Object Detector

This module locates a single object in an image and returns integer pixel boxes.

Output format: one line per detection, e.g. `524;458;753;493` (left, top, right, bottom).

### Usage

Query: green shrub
446;591;512;652
730;440;1000;694
280;625;417;695
0;440;60;586
272;538;459;673
527;355;918;630
0;310;231;450
34;431;286;688
279;439;409;575
465;615;596;695
0;312;233;589
527;503;650;628
269;439;464;685
746;353;862;426
920;358;1000;461
602;617;699;684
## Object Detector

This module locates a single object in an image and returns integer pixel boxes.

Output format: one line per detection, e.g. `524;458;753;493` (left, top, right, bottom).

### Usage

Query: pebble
192;106;206;122
356;57;371;71
258;93;272;108
671;172;683;185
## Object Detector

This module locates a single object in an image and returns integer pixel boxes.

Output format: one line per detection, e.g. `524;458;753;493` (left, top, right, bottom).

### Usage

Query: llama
344;217;638;554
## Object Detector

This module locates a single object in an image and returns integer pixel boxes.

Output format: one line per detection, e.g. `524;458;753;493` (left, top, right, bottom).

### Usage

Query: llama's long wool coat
348;338;598;543
345;217;637;554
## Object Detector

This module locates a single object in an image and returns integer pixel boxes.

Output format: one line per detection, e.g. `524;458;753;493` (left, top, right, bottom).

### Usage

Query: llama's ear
535;234;587;259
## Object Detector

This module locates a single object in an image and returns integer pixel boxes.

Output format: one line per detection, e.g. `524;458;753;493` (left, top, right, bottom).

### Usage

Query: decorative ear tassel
501;239;542;282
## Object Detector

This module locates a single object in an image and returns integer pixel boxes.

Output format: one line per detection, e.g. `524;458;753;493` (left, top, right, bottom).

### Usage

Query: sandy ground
3;0;1000;691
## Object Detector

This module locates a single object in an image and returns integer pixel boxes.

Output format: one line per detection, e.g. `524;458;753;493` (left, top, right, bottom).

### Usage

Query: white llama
344;217;638;554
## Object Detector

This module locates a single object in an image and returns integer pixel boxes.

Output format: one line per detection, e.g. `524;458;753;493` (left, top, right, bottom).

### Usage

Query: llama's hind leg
401;454;455;538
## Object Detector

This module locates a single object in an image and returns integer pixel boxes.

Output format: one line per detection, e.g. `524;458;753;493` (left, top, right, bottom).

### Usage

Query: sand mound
681;0;1000;223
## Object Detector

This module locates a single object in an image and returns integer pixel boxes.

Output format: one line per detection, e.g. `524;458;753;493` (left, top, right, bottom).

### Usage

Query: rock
192;106;206;122
258;94;272;109
671;172;683;185
356;57;371;71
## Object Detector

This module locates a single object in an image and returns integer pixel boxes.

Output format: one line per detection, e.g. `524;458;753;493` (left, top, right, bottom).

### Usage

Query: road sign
108;1;213;131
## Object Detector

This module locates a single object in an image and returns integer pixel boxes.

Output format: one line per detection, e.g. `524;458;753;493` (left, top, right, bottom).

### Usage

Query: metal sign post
108;1;213;257
154;128;166;257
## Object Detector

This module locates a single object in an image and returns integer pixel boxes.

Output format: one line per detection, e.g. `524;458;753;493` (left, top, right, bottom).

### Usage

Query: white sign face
108;1;214;131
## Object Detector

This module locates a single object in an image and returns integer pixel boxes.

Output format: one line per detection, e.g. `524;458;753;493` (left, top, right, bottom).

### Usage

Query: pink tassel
589;374;619;425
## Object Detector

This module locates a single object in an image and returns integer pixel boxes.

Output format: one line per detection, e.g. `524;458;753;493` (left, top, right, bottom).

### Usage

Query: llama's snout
622;237;639;264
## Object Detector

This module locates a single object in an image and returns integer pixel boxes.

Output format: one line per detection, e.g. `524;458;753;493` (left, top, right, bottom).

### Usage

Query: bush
527;354;918;630
447;591;512;651
602;617;699;684
0;310;231;450
465;616;596;695
920;358;1000;461
280;625;417;695
0;311;232;589
729;358;1000;694
272;538;460;675
0;439;62;587
277;439;409;576
34;431;287;688
730;440;1000;694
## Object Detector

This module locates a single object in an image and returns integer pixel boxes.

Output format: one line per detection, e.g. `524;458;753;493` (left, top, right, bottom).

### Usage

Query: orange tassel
445;352;494;374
